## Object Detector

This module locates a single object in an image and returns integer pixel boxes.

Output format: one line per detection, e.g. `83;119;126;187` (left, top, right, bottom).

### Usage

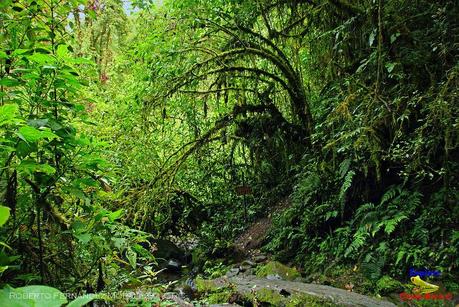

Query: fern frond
339;170;355;201
355;202;374;218
381;186;399;205
339;158;351;178
383;214;408;235
339;170;355;218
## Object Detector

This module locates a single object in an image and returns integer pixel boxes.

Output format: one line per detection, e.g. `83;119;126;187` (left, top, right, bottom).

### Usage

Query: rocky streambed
156;256;396;307
133;236;398;306
199;274;395;307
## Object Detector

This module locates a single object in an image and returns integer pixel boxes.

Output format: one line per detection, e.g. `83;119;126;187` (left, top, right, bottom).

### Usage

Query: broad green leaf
0;0;12;10
0;104;22;126
452;231;459;243
73;178;98;188
63;186;86;199
12;49;30;56
16;141;37;158
75;233;91;244
132;244;153;259
71;220;86;232
12;273;40;282
56;45;70;59
27;53;56;65
74;136;91;146
112;237;126;249
17;126;59;143
0;266;8;274
94;209;109;221
67;294;97;307
69;57;94;65
126;248;137;269
87;9;96;19
0;285;31;307
17;160;56;175
0;78;21;87
46;119;64;131
13;285;67;307
0;206;10;227
108;209;123;222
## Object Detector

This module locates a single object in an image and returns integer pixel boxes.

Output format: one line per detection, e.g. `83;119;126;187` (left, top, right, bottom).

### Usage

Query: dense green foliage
1;0;458;305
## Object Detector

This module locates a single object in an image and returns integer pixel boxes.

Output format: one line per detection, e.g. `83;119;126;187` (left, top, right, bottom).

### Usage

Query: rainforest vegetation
0;0;458;306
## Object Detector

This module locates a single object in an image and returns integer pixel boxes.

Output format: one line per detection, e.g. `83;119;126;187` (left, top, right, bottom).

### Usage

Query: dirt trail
235;197;290;254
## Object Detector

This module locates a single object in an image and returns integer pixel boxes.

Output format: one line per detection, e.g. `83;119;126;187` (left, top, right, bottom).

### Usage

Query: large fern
339;170;355;219
344;186;422;260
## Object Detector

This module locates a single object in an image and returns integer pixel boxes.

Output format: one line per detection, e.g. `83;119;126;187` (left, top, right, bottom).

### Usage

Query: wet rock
293;277;306;283
226;268;240;277
279;289;291;297
166;259;181;271
241;260;256;267
178;277;198;300
210;275;396;306
255;261;301;281
253;254;267;263
149;238;191;265
185;277;197;291
266;274;282;280
162;292;193;307
238;264;252;273
144;238;193;275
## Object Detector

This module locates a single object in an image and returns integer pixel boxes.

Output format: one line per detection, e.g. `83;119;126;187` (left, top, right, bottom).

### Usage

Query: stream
135;239;398;307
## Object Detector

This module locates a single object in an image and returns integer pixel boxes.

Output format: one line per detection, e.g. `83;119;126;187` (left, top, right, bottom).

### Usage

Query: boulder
255;261;301;281
208;275;396;306
141;238;191;272
151;239;190;263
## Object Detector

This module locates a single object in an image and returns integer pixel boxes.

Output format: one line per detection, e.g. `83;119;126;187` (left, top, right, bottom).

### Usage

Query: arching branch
179;87;258;95
149;102;298;188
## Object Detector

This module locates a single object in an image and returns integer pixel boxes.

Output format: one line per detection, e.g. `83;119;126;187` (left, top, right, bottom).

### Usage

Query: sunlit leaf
27;53;56;64
0;206;10;227
12;285;67;307
0;104;22;126
0;0;12;9
108;209;123;222
17;126;59;143
17;160;56;175
56;44;70;59
67;294;98;307
0;78;21;87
